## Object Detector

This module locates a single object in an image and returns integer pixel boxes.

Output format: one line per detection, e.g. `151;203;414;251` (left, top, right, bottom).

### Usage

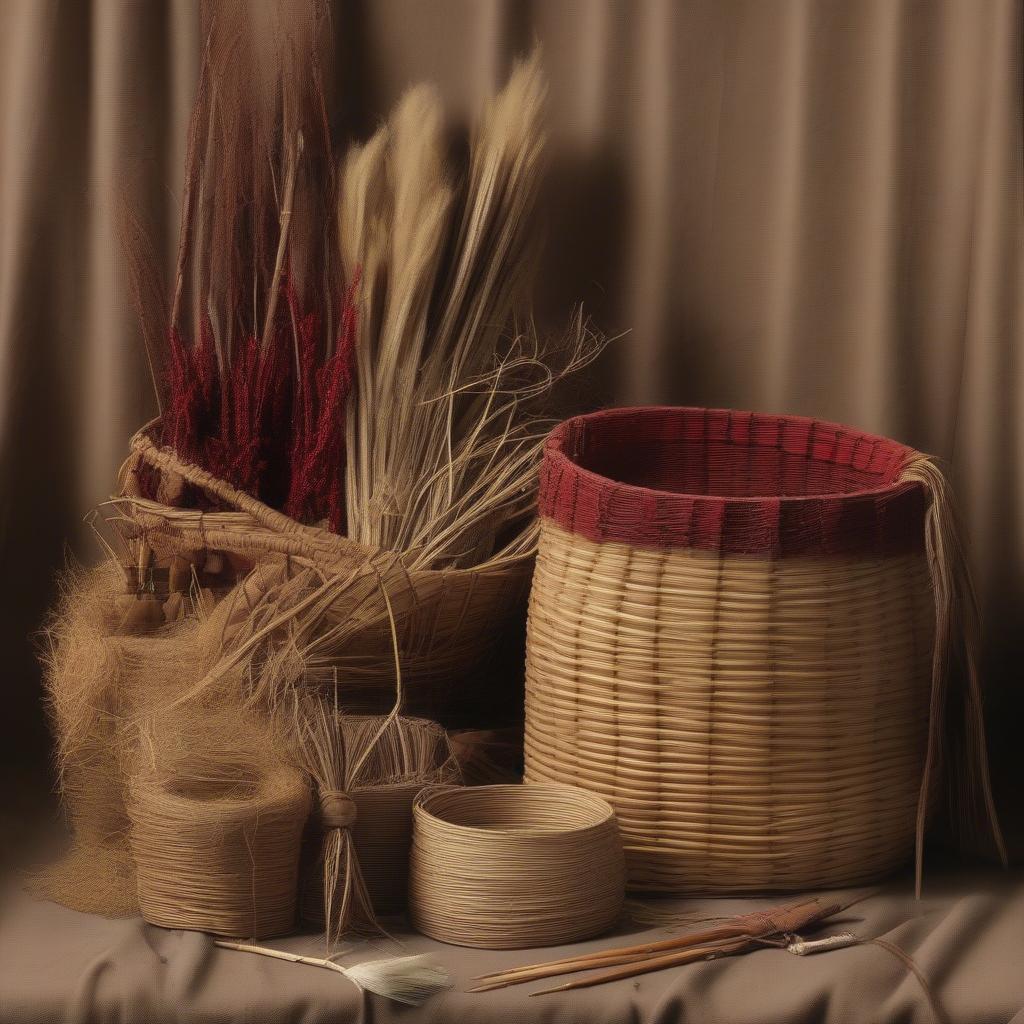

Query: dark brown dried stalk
124;0;355;527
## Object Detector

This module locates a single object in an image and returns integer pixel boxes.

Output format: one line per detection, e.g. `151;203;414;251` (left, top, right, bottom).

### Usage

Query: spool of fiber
352;784;428;906
409;784;625;949
128;757;310;937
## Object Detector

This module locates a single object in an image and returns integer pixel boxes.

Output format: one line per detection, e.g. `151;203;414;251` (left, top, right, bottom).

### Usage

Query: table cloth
1;865;1021;1023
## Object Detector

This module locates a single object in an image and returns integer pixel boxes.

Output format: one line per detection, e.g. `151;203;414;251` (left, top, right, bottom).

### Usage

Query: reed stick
528;937;754;995
469;895;855;993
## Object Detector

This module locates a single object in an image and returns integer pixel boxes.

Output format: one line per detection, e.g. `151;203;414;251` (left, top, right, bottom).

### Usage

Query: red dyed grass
155;273;357;533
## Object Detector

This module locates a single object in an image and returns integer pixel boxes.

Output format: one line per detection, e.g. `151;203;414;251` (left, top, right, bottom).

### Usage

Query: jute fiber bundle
409;784;625;949
33;560;273;916
128;710;310;937
524;407;1006;895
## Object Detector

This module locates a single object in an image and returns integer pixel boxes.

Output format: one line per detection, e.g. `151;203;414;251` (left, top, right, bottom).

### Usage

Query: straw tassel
214;942;450;1006
898;455;1008;897
293;568;410;948
294;696;379;948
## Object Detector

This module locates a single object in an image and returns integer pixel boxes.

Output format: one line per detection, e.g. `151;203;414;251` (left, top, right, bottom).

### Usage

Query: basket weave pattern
117;426;530;715
525;407;936;892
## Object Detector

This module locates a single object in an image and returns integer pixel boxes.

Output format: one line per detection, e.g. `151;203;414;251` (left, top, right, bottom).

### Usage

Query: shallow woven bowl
524;406;935;893
409;784;624;949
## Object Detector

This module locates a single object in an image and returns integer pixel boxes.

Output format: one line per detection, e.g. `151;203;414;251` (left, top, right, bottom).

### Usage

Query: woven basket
111;425;531;719
409;784;624;948
524;406;971;893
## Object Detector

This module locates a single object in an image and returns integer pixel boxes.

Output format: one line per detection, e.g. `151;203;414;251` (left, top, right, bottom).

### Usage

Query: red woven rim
538;407;927;556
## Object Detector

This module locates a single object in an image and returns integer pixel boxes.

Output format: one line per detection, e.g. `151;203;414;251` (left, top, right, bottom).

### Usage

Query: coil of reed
128;757;310;937
409;784;624;949
524;406;1004;894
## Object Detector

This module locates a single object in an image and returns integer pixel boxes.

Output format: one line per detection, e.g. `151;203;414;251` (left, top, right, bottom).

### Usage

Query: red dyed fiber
155;273;358;531
539;407;926;557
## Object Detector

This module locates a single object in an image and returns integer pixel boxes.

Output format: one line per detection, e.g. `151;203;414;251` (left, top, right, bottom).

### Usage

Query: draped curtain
1;0;1021;819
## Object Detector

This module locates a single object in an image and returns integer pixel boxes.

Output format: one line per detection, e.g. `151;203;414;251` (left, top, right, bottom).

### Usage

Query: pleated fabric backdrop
0;0;1021;844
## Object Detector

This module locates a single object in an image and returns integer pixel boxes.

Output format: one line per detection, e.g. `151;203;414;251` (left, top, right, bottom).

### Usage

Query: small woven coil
128;760;310;938
409;783;625;949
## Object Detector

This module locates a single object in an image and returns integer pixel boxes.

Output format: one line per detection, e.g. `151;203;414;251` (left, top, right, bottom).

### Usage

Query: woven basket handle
127;425;354;552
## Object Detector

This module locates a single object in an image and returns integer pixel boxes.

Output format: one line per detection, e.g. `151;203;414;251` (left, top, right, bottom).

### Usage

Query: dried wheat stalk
339;52;606;571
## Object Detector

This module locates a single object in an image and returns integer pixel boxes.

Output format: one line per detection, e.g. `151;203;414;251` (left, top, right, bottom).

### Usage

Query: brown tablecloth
1;867;1022;1023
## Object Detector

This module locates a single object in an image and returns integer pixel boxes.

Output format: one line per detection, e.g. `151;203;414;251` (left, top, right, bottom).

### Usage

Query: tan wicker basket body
524;407;938;893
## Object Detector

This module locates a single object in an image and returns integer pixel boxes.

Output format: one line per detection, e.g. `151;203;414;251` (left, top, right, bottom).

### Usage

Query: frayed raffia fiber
409;784;625;949
32;560;247;915
524;407;1006;895
899;454;1007;893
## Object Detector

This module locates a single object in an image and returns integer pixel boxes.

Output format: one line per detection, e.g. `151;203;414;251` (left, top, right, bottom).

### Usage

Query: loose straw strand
899;454;1008;897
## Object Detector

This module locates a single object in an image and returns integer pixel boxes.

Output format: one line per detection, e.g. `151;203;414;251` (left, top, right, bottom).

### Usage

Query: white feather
342;954;452;1006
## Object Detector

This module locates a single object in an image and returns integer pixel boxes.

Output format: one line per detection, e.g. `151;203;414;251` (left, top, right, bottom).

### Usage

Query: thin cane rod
468;952;667;993
472;895;820;981
529;937;755;996
520;894;872;996
472;895;842;990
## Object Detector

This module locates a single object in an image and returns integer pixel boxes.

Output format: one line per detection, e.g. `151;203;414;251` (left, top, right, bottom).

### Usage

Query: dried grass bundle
295;702;461;942
291;693;376;947
340;53;606;570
